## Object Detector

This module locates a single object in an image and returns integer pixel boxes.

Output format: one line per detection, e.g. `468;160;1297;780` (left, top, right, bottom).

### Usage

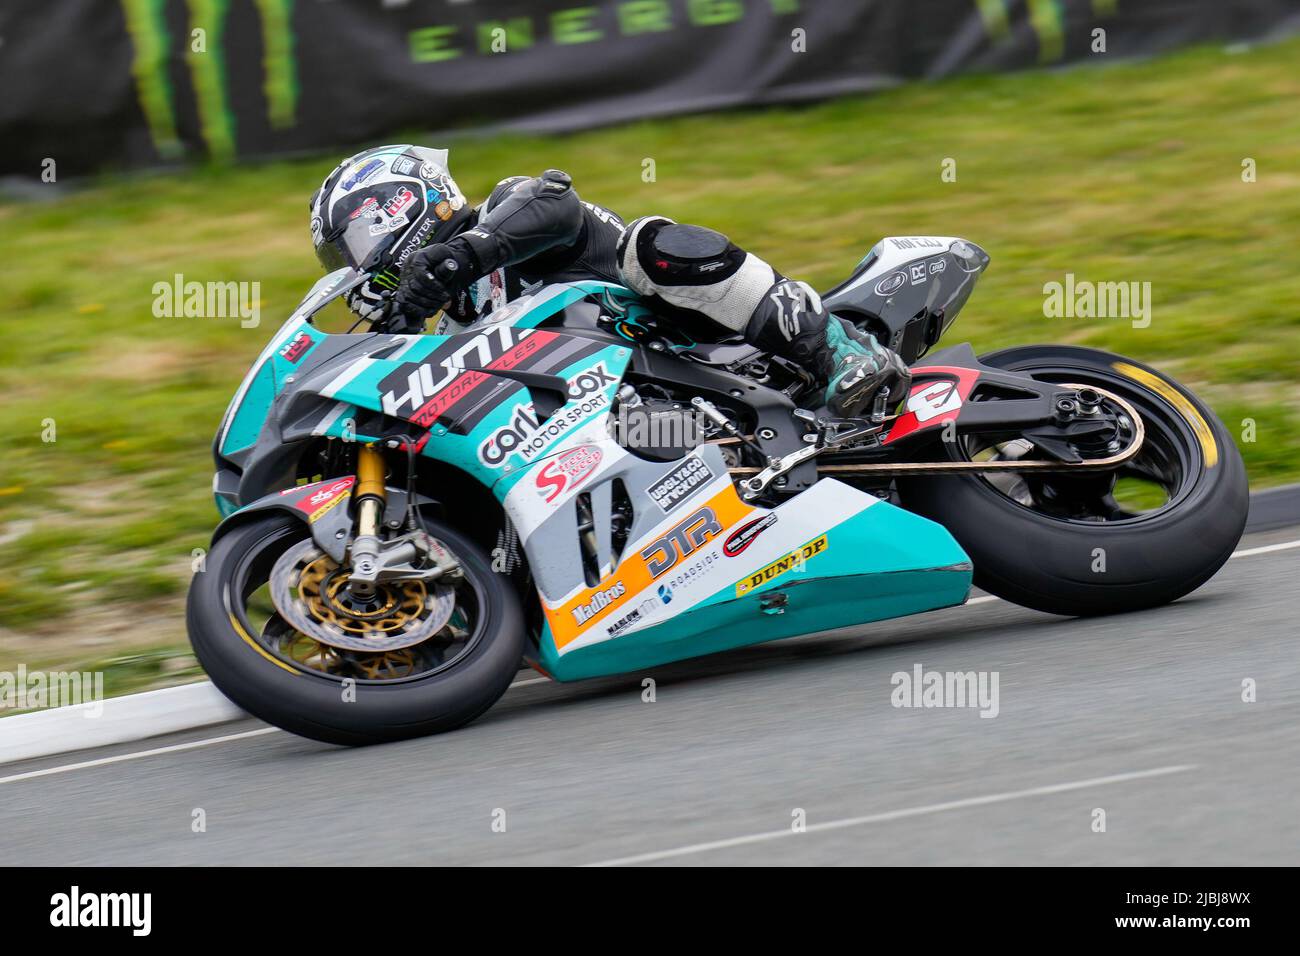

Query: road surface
3;529;1297;866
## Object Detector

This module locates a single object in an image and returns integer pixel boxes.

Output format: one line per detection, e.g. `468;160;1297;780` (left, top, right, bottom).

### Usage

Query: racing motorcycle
188;236;1247;745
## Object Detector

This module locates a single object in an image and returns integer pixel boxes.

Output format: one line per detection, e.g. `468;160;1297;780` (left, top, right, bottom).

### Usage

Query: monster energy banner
1;0;1298;176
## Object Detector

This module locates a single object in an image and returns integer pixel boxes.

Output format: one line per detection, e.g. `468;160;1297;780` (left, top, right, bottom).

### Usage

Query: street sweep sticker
735;534;828;596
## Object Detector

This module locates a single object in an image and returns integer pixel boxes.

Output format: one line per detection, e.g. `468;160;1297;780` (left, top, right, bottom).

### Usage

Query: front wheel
187;513;524;745
897;346;1248;616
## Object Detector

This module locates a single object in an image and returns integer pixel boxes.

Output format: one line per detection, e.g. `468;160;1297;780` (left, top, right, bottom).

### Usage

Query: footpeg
739;412;883;500
869;386;892;425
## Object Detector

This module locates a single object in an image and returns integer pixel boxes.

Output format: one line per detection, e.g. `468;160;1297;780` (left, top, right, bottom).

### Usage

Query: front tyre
187;514;524;745
897;346;1248;616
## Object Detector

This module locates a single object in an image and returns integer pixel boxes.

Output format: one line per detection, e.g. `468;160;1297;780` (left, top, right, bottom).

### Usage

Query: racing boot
746;284;910;419
818;314;912;418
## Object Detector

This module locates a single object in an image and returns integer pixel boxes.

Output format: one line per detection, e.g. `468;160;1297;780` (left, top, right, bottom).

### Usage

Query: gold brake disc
262;622;424;680
269;540;456;653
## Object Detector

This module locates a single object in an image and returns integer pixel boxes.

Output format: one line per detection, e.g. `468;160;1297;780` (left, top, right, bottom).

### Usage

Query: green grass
2;37;1298;694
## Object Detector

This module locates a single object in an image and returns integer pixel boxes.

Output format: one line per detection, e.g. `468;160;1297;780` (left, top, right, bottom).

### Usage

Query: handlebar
432;258;459;283
370;257;460;332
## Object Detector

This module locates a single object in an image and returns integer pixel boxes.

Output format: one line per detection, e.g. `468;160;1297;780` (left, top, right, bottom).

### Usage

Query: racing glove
393;241;475;327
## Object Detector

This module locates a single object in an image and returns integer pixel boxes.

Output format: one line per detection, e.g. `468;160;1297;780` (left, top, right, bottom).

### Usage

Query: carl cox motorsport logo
478;364;614;466
375;325;612;460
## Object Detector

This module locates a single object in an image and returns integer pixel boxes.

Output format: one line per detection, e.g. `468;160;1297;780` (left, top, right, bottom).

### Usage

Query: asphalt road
3;529;1298;866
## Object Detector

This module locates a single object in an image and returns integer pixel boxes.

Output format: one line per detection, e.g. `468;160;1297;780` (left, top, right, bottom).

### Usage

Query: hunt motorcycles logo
380;325;546;427
478;364;615;466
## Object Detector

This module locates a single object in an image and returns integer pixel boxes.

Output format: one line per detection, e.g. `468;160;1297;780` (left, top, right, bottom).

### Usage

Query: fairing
213;274;975;682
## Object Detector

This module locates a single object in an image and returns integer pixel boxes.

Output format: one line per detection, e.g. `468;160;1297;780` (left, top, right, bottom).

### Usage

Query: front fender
211;477;438;563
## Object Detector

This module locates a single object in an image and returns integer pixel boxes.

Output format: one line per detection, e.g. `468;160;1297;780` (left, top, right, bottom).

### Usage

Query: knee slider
617;216;776;331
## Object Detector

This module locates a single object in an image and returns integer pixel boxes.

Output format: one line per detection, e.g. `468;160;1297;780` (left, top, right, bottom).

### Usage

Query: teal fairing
212;278;635;516
213;268;369;514
209;272;973;683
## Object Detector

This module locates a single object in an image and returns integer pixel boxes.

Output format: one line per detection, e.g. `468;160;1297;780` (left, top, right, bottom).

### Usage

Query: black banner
4;866;1279;937
2;0;1299;177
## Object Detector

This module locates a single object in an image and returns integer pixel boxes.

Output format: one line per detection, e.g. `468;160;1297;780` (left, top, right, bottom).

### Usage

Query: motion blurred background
1;0;1298;702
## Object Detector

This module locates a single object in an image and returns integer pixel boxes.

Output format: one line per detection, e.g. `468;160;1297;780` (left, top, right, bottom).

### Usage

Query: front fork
348;443;387;598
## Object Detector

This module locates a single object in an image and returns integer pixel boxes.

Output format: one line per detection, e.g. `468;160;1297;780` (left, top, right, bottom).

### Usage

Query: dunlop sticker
735;534;828;597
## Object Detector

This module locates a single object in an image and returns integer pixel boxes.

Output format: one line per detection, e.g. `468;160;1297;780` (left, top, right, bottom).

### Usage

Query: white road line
0;677;545;784
6;535;1297;784
0;678;549;785
584;764;1197;867
1229;538;1300;558
0;728;280;786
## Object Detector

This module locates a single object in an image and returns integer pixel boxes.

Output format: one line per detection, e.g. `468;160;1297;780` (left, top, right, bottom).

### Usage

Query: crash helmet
308;144;471;278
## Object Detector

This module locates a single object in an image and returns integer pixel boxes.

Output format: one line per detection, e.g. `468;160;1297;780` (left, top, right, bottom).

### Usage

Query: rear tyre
897;346;1247;616
187;513;524;745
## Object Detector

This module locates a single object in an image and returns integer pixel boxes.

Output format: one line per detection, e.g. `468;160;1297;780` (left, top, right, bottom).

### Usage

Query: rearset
700;399;884;501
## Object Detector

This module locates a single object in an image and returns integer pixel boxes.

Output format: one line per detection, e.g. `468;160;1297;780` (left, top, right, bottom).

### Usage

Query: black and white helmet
308;144;470;277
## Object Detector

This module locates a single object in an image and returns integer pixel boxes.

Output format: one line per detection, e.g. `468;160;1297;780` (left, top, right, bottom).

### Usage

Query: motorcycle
188;236;1247;744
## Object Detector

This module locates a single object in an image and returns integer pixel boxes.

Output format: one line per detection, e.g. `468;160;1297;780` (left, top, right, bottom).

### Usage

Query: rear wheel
897;346;1247;616
187;513;524;745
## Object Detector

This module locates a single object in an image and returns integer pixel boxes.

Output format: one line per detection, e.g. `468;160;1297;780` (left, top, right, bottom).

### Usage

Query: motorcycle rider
310;144;910;418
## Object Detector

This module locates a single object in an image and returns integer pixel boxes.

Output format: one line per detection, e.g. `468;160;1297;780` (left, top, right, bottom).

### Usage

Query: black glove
380;308;429;336
346;274;422;335
393;242;473;326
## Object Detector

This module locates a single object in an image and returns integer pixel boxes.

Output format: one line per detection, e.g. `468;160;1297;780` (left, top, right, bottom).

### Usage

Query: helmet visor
319;179;428;273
